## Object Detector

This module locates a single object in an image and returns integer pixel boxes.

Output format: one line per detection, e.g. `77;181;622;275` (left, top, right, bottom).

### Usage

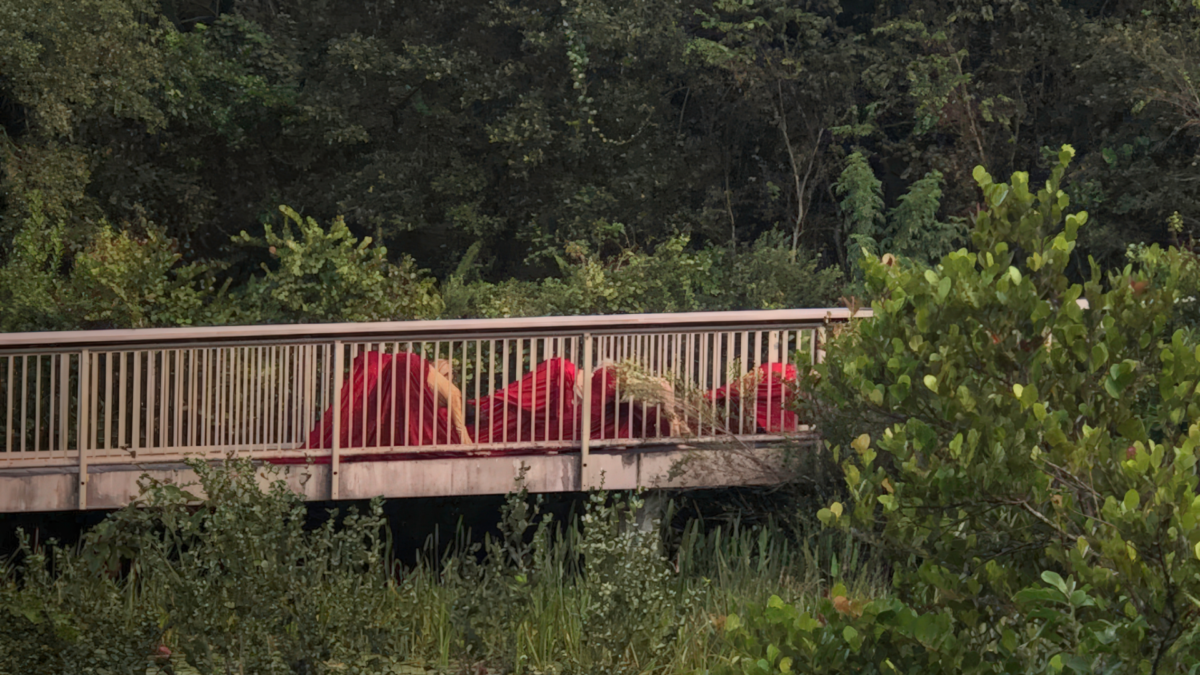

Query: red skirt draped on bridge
468;359;674;443
285;355;799;462
470;357;582;444
706;363;800;433
300;351;466;453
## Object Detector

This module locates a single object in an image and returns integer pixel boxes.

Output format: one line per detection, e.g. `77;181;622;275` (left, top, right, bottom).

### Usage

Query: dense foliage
6;0;1200;671
5;0;1200;327
719;149;1200;673
0;458;869;674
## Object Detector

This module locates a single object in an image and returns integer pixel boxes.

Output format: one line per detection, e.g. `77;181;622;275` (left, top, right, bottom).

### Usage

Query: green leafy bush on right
720;147;1200;673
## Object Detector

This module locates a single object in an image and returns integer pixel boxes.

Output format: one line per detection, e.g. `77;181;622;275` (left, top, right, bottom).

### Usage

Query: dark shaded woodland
2;0;1199;328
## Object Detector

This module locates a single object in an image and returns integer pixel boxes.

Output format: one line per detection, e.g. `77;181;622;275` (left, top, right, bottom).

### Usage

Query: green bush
0;201;444;330
1127;227;1200;339
0;457;895;674
441;230;843;319
1;459;411;675
229;205;443;324
0;532;164;675
723;147;1200;673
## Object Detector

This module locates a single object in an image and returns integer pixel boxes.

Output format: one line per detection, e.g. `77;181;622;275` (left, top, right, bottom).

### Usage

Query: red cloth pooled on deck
471;357;581;444
706;363;799;433
301;351;465;452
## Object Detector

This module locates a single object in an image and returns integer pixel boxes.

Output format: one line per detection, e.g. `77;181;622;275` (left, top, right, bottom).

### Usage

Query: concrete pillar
635;490;669;533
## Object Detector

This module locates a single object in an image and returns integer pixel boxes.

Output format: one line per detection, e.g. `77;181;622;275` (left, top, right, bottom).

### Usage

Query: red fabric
301;351;464;451
279;356;798;465
471;357;582;444
706;363;799;433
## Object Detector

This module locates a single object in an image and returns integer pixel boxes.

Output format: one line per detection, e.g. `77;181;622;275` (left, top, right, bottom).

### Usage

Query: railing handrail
0;308;869;352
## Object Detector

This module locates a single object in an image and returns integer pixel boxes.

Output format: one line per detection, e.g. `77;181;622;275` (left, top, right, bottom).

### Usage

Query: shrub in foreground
721;147;1200;673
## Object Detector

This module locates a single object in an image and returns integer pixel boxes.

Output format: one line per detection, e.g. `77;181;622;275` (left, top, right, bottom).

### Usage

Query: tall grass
0;460;885;675
389;488;885;674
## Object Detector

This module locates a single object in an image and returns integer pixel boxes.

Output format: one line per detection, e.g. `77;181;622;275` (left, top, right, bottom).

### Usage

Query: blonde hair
434;359;454;381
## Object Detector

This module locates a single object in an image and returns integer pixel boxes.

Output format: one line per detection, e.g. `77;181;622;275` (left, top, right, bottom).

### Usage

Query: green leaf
1001;628;1017;652
796;613;822;632
924;374;939;392
1123;489;1140;510
1040;570;1068;594
937;276;951;300
817;508;834;525
851;434;871;454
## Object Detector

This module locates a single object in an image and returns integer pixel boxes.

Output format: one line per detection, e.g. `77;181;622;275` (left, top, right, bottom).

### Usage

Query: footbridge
0;309;856;512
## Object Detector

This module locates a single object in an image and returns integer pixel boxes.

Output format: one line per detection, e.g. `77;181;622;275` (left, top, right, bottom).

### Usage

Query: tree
804;146;1200;671
836;152;964;281
684;0;859;252
0;0;165;242
228;206;443;324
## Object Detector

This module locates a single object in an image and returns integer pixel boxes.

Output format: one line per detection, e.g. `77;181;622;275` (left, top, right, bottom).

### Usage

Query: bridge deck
0;309;853;512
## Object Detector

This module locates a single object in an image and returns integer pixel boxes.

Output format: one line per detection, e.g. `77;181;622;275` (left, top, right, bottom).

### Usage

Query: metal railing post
77;350;90;510
58;353;69;455
579;334;592;491
331;341;344;500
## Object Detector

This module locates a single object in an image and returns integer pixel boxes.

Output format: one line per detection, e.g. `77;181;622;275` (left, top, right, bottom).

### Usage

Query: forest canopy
2;0;1200;328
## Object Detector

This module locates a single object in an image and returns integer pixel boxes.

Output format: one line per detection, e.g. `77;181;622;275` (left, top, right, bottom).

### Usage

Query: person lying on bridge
301;351;472;452
430;359;472;444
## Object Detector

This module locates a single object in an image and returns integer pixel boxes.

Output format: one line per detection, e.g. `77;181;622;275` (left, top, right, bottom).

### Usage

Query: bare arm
427;369;473;443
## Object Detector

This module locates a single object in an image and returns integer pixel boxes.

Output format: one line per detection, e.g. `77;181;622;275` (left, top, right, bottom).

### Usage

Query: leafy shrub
727;147;1200;673
230;205;443;323
434;480;693;674
0;193;216;331
708;231;844;311
0;532;163;675
1127;229;1200;338
836;151;965;280
576;490;694;673
69;222;217;328
442;231;842;318
0;192;74;332
2;458;410;674
0;200;444;329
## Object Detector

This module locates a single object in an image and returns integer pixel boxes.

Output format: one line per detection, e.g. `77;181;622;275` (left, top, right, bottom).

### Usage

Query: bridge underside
0;439;812;513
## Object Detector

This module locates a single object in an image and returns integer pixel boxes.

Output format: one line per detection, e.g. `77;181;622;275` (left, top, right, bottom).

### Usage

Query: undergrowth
0;458;881;675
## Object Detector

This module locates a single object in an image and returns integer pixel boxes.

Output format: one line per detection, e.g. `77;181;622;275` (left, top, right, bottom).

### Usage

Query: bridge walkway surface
0;308;856;512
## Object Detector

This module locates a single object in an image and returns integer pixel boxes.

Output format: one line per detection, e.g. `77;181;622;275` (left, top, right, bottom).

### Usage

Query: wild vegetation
4;0;1200;326
0;457;873;674
720;149;1200;673
5;147;1200;672
4;0;1200;673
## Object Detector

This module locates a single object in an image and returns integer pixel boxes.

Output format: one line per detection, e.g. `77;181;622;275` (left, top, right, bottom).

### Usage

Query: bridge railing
0;309;857;482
